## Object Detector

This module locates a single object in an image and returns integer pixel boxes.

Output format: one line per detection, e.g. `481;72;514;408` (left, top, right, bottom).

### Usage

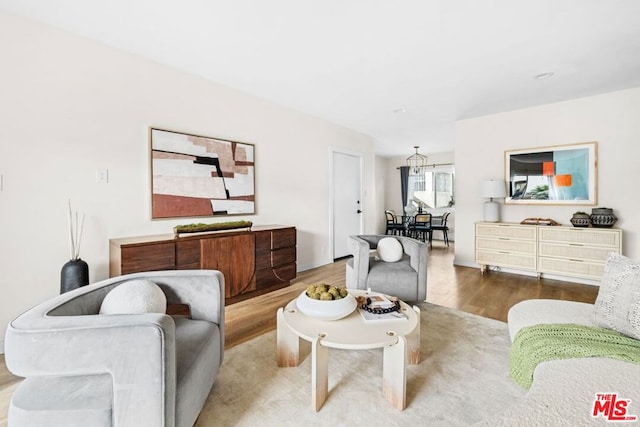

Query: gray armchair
345;235;427;302
5;270;224;427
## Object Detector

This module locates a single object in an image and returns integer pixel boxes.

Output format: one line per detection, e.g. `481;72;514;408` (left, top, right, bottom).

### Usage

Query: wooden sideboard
110;225;296;304
475;222;622;282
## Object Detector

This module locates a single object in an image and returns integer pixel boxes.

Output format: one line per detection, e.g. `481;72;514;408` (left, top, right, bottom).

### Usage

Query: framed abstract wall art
150;128;255;219
504;142;597;205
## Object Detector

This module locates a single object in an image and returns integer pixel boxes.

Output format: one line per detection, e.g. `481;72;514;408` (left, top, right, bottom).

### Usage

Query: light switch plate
96;169;109;184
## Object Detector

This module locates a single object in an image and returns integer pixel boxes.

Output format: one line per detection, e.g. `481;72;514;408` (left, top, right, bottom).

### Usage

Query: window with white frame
408;165;455;210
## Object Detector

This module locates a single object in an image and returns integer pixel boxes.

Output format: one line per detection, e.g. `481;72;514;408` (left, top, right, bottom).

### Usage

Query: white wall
454;87;640;267
0;12;378;351
373;156;388;233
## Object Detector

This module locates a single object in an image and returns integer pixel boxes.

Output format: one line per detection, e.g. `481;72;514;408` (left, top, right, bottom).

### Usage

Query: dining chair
409;213;432;246
385;211;405;236
431;212;451;246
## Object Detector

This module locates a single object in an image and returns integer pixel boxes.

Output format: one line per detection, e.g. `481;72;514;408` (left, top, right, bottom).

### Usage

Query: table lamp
481;180;506;222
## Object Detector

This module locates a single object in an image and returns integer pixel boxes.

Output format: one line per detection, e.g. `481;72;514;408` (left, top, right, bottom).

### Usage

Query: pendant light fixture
406;146;428;175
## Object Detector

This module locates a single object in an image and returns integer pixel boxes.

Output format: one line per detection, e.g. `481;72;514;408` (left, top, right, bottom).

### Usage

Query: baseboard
0;338;4;355
297;260;332;272
453;259;476;268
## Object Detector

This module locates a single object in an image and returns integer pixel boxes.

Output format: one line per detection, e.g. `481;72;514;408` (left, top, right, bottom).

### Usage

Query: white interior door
332;151;362;259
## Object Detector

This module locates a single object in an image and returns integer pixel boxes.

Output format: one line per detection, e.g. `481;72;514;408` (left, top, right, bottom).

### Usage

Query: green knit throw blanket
509;323;640;389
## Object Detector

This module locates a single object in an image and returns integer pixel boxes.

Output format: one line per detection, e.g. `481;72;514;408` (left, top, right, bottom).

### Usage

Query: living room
1;2;640;425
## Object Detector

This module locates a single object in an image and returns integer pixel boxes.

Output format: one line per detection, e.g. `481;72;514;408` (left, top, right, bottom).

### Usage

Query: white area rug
196;303;526;426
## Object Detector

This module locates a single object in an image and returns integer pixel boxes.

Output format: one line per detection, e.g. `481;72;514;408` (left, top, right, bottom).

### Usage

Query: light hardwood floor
0;243;599;424
225;242;598;348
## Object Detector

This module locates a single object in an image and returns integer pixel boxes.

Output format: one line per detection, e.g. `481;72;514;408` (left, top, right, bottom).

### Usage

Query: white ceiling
2;0;640;157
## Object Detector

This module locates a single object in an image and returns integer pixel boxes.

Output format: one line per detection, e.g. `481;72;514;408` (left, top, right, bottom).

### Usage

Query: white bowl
295;290;357;321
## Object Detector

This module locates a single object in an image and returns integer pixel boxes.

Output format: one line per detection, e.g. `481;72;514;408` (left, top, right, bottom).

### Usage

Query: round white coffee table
276;289;420;411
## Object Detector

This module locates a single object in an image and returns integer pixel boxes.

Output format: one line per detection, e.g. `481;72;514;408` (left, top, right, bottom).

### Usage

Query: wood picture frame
150;128;255;219
504;142;597;205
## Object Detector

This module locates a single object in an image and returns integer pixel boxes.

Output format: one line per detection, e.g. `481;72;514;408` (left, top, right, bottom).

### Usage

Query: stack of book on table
357;293;407;321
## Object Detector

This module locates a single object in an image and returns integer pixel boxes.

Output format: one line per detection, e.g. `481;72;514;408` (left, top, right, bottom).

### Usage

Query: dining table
393;213;444;236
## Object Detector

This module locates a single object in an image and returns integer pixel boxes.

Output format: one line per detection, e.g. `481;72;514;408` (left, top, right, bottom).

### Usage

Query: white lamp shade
480;180;506;198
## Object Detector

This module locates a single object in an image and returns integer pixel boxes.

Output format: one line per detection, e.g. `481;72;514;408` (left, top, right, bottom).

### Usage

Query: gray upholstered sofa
345;234;427;302
5;270;225;427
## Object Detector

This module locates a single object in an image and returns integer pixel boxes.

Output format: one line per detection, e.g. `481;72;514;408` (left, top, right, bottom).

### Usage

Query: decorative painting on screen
504;141;597;205
150;128;255;219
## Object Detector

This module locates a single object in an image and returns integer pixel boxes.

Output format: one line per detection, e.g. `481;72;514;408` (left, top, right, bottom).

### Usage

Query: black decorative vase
570;212;591;227
60;259;89;294
590;208;618;228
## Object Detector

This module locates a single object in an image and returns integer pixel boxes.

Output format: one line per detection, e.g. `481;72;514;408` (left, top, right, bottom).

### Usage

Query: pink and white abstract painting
150;128;255;218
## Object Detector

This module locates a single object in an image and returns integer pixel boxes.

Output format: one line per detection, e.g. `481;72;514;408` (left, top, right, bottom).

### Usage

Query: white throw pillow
377;237;403;262
100;279;167;315
593;253;640;339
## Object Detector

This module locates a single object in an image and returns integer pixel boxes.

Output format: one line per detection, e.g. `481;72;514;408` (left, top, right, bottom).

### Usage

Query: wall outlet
96;169;109;184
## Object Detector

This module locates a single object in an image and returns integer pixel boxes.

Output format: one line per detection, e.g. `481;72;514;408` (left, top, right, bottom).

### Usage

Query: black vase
60;259;89;294
590;208;618;228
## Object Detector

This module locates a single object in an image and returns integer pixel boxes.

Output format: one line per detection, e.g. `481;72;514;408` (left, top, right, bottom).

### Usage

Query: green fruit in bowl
305;283;348;300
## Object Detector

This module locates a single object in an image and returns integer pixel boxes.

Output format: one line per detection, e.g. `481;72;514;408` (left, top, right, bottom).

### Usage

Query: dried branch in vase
67;200;85;260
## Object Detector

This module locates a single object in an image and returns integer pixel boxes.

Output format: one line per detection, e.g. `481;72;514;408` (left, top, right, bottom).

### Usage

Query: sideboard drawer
121;243;175;274
538;227;621;247
271;246;296;268
476;250;536;271
476;238;536;254
273;263;297;281
272;227;296;250
255;262;296;289
538;242;618;263
538;257;606;280
476;223;537;240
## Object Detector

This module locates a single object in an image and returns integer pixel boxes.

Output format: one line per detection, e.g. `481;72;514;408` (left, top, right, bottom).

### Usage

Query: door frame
329;147;364;260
